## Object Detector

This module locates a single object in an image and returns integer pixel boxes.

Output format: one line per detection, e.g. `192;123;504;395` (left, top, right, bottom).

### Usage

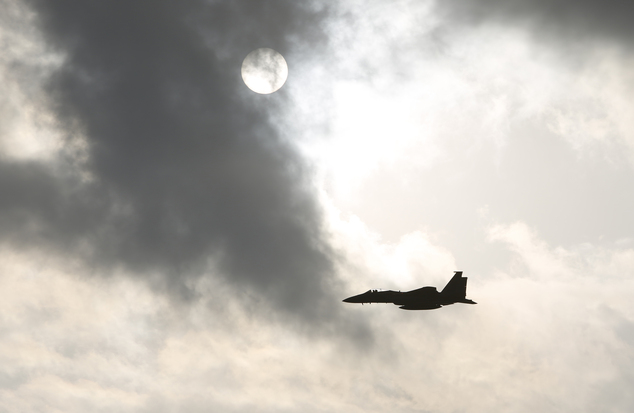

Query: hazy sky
1;1;633;412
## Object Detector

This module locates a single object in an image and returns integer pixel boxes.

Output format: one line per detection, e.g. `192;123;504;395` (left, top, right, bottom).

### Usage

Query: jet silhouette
342;271;477;310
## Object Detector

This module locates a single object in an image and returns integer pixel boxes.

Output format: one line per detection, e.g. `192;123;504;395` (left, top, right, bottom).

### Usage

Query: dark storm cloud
2;0;341;321
437;0;634;48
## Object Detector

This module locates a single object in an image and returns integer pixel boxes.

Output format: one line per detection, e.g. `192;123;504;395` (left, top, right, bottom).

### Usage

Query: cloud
4;2;634;411
435;0;634;50
0;0;350;323
4;221;633;412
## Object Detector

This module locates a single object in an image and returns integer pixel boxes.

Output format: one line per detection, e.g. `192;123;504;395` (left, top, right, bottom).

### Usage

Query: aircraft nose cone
343;294;365;303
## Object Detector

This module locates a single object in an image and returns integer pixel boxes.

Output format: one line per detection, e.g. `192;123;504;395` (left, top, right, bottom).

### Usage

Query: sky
1;0;633;411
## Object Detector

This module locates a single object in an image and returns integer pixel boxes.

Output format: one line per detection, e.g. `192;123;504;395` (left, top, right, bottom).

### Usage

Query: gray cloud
0;0;345;323
436;0;634;49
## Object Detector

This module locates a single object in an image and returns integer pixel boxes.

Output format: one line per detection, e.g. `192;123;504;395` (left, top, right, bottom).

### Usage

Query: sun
241;48;288;94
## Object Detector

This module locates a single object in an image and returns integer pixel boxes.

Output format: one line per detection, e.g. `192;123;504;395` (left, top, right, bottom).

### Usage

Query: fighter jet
342;271;477;310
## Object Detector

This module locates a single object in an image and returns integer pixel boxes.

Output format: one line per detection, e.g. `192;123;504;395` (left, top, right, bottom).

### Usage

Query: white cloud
324;194;456;290
0;0;66;161
2;218;634;412
546;48;634;165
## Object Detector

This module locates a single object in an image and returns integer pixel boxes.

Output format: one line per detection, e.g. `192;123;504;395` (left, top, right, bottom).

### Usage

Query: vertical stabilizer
440;271;467;299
